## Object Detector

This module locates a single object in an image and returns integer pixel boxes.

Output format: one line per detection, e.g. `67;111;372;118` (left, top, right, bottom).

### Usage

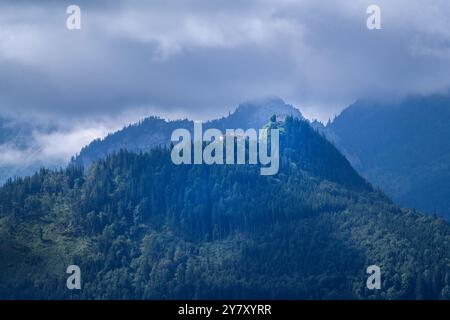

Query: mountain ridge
72;97;303;168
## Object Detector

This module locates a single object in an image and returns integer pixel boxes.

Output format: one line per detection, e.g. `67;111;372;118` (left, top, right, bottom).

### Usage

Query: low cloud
0;106;175;170
0;125;110;168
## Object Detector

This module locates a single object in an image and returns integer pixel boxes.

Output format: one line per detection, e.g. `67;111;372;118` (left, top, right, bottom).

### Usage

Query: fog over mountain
0;97;302;183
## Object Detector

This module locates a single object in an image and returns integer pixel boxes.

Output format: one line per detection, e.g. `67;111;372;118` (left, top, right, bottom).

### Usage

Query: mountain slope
327;94;450;220
72;97;303;168
0;117;449;299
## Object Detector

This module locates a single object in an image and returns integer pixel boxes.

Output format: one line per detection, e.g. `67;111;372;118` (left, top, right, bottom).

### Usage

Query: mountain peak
231;97;303;124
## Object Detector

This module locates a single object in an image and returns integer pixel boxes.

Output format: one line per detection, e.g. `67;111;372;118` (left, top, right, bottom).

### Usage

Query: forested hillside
0;118;449;299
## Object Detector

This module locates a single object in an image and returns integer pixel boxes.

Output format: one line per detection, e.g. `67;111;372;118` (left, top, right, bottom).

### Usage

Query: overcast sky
1;0;450;139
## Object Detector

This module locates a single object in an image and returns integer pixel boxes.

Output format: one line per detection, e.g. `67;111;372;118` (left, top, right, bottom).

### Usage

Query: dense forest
0;117;449;299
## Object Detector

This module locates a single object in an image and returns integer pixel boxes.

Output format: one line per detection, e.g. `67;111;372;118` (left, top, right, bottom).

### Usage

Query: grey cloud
0;0;450;124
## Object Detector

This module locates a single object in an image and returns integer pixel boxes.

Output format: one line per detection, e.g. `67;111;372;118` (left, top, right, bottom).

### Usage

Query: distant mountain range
323;94;450;220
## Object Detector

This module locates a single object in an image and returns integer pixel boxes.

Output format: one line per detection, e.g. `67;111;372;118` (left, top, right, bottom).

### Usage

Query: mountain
326;94;450;220
1;117;449;299
72;97;303;168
